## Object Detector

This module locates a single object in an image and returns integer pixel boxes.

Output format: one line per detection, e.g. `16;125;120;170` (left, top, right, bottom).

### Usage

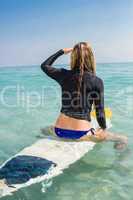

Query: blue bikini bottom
54;127;95;139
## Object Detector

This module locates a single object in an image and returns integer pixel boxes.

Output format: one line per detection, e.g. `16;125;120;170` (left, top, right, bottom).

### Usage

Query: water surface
0;63;133;200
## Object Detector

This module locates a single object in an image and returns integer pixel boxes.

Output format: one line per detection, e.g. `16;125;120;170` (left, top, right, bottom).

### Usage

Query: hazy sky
0;0;133;66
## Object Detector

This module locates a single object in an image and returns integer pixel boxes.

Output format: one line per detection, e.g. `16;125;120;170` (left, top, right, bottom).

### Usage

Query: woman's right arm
40;49;65;82
40;48;73;83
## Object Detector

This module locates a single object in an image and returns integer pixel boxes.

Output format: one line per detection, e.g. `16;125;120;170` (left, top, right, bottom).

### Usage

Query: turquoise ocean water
0;63;133;200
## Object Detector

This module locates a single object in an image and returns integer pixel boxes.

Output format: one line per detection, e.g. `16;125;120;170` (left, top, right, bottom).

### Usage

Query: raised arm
40;49;65;82
93;78;106;129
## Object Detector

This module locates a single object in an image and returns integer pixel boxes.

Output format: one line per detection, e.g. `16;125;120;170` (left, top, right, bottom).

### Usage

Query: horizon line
0;61;133;68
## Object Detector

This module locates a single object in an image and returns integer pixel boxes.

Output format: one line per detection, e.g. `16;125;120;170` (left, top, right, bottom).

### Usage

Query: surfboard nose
0;155;56;186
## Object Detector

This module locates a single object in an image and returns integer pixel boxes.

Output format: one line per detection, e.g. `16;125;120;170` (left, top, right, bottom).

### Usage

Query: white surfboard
0;108;112;198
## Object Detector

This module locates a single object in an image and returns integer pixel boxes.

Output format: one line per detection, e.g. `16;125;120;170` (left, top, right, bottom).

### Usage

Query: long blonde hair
70;42;96;95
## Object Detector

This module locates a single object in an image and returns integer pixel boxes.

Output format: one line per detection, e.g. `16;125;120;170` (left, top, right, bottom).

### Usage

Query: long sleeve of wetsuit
40;49;65;83
93;78;106;129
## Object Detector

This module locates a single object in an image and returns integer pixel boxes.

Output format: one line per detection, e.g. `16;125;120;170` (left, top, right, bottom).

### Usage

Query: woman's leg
104;130;128;149
78;129;128;148
40;125;56;136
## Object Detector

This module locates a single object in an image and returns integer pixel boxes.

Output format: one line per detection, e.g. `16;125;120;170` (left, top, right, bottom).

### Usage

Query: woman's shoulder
95;75;103;83
85;72;104;90
85;71;103;83
59;68;70;74
94;75;104;91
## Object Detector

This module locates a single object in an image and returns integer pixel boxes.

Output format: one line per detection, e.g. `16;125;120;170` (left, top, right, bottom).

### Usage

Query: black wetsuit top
41;49;106;129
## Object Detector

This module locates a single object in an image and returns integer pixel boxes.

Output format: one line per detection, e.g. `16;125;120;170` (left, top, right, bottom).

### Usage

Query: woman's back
59;69;103;121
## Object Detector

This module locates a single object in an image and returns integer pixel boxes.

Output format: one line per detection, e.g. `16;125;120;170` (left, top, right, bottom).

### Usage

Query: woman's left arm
93;78;107;130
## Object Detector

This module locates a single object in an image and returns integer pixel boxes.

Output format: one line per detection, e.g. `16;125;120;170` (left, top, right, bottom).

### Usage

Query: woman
41;42;127;148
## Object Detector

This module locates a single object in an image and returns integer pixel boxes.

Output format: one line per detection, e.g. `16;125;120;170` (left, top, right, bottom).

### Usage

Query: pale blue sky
0;0;133;66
